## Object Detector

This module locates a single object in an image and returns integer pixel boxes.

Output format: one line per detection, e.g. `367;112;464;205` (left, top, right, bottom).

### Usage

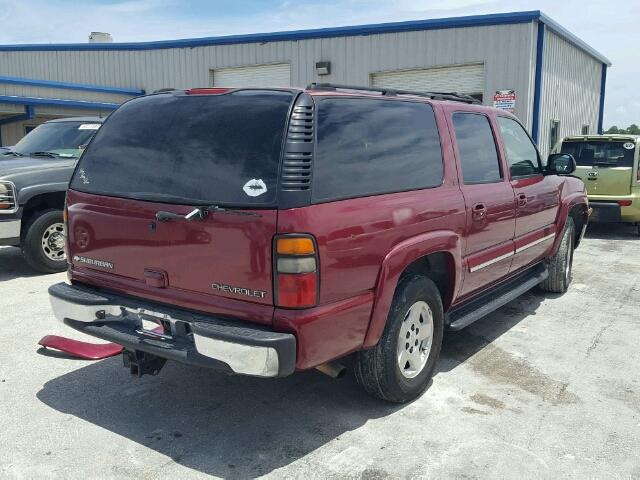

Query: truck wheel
21;209;67;274
540;217;574;293
353;275;444;403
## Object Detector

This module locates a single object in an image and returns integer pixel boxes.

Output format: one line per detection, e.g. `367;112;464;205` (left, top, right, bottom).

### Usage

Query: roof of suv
563;134;639;142
45;116;104;124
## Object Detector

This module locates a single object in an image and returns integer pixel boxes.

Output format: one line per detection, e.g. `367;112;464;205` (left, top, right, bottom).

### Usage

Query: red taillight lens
186;88;230;95
274;235;318;308
277;273;317;308
618;200;632;207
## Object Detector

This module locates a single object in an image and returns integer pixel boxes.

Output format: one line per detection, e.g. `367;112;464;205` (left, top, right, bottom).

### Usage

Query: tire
539;217;574;293
21;209;67;274
354;275;444;403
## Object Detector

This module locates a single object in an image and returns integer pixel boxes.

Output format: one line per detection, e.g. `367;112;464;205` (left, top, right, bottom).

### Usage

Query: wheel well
399;251;455;311
569;204;588;247
20;192;66;237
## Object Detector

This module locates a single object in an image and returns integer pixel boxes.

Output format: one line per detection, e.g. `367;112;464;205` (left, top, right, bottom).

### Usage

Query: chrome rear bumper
49;282;296;378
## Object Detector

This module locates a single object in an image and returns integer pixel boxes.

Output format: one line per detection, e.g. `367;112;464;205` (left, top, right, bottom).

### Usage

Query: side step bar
446;264;548;331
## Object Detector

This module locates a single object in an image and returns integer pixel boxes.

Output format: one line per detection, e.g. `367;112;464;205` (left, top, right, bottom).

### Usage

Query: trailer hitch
123;349;167;377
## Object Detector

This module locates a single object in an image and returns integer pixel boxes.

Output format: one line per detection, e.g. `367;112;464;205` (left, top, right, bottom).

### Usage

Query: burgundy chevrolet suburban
49;84;588;403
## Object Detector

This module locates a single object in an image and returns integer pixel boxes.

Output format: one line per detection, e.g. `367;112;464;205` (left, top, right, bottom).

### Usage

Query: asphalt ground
0;222;638;479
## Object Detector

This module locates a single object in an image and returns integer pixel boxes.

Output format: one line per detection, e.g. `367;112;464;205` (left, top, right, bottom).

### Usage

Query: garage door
372;64;485;99
210;63;291;88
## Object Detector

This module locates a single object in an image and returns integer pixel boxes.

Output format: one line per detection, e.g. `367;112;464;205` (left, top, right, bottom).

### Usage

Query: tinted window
452;113;502;184
497;116;542;178
561;141;636;168
13;121;101;159
71;91;293;206
313;99;443;202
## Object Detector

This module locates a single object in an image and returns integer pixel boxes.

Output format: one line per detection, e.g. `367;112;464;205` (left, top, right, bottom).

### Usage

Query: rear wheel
22;209;67;274
353;275;444;403
540;217;574;293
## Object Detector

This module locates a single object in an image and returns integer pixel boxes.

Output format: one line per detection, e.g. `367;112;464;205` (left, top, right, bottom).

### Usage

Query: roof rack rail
152;88;177;94
306;83;480;104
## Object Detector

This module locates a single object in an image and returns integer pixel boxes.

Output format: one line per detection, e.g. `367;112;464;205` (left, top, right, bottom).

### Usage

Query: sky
0;0;637;128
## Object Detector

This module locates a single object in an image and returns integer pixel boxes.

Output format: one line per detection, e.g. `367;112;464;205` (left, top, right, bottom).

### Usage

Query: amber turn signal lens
0;203;10;210
277;237;315;255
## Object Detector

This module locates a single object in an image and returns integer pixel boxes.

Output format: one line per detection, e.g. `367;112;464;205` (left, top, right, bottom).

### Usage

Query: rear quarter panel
275;186;466;367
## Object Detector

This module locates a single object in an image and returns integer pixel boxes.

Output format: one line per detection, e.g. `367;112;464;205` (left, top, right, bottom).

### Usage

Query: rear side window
560;141;636;168
452;113;502;184
71;91;294;206
497;116;542;178
312;99;443;202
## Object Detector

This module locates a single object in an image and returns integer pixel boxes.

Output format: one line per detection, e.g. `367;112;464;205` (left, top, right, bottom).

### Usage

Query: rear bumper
48;282;296;377
588;189;640;223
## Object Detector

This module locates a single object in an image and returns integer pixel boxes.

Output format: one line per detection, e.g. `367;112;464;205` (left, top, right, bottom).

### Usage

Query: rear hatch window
71;90;294;205
561;140;637;196
66;90;294;316
560;140;635;168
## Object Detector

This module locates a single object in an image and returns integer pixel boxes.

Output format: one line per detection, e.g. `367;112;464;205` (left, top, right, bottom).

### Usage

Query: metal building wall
538;28;602;157
0;22;538;126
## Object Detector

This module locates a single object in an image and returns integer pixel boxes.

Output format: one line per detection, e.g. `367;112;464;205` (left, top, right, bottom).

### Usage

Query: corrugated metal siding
538;29;602;158
0;22;538;128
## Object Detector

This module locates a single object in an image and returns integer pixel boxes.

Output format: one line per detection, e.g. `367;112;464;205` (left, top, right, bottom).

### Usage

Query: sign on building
493;90;516;113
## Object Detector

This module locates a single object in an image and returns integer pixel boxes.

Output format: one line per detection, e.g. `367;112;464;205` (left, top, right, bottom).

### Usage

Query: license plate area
126;307;193;342
590;203;622;223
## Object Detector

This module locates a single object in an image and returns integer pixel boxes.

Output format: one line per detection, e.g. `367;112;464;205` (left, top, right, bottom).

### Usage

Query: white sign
78;123;101;130
493;90;516;113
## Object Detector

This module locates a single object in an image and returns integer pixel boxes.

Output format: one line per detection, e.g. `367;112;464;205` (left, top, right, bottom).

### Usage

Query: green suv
558;135;640;235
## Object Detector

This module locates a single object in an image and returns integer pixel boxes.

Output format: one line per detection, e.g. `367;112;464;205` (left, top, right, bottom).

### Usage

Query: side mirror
547;153;576;175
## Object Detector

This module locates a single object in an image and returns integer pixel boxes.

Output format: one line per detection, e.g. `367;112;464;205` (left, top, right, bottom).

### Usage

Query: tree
604;124;640;134
627;124;640;135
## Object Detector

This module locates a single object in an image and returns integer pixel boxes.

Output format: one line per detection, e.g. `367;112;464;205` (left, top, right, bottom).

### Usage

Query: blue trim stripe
0;11;609;66
0;95;119;110
531;22;545;144
0;11;541;52
597;64;607;134
0;75;144;96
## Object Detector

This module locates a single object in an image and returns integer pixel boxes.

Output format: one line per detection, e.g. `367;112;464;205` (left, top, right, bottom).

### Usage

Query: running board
446;264;548;331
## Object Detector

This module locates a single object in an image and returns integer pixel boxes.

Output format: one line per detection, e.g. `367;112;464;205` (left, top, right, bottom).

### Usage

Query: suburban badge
72;255;114;270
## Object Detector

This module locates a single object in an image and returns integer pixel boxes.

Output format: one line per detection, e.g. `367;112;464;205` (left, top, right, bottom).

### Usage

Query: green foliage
605;124;640;134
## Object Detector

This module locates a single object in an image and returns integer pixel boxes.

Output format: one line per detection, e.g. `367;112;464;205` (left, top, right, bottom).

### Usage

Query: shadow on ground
37;287;549;478
438;288;545;373
584;222;639;240
38;358;400;478
0;246;40;281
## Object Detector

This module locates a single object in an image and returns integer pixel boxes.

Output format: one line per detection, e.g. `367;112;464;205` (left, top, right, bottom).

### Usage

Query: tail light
618;200;632;207
274;235;318;308
186;88;230;95
63;200;70;260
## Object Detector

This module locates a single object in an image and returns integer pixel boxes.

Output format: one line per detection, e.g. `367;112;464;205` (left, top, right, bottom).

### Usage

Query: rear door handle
472;203;487;221
517;193;527;207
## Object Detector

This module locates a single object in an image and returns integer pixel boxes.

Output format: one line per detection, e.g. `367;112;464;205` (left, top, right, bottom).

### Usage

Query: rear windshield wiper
28;151;60;158
156;205;260;222
103;193;262;220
